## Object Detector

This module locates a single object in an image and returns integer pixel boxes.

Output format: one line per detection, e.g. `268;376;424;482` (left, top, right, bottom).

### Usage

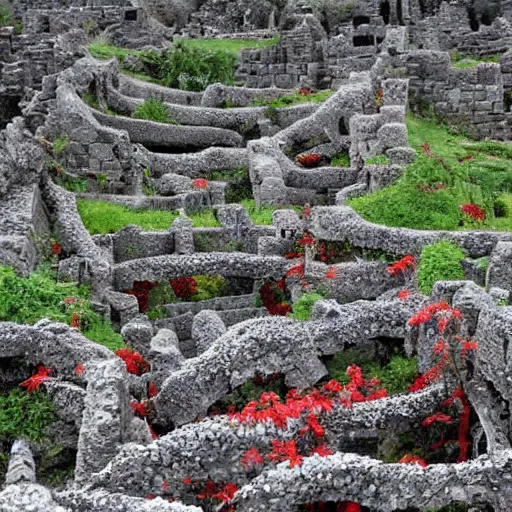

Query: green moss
177;36;280;53
365;154;389;165
418;241;466;294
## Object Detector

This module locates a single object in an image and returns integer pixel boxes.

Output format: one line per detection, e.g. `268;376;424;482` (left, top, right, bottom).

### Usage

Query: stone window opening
124;9;137;21
468;8;480;31
353;34;375;47
339;117;349;136
380;1;390;25
353;15;371;28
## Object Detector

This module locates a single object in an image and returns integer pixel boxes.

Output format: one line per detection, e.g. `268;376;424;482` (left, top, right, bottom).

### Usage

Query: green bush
0;2;13;27
139;42;237;92
52;136;69;156
417;241;466;294
192;275;228;301
289;292;324;321
331;152;350;167
0;265;124;350
133;98;175;124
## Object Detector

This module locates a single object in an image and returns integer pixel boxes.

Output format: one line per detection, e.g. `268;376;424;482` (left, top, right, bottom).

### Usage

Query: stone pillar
171;214;194;254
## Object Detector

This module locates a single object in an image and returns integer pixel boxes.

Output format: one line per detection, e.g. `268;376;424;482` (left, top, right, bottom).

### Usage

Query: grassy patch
450;51;500;69
350;114;512;231
289;292;325;321
132;98;176;124
418;241;466;294
0;1;13;27
250;89;333;108
0;265;124;350
240;199;302;225
178;36;280;53
331;152;350;167
88;40;140;61
77;200;221;233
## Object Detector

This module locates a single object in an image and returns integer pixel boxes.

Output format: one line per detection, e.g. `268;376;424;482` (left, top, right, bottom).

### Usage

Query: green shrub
52;136;69;156
133;98;175;124
250;89;333;108
289;292;324;321
417;241;466;294
0;265;124;350
192;275;228;301
365;154;389;165
147;283;176;310
331;152;350;167
0;2;13;27
139;42;237;92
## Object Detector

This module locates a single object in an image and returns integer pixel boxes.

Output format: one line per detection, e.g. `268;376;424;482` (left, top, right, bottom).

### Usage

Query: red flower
296;153;322;168
311;444;332;457
299;87;314;96
268;440;303;467
70;313;81;330
307;413;325;438
303;203;311;219
148;381;159;398
387;255;416;276
325;267;337;279
163;480;169;492
193;178;209;189
64;296;77;305
20;366;52;392
52;242;62;255
75;363;84;377
115;348;150;375
397;289;411;301
124;280;158;312
183;477;193;485
399;454;428;468
170;276;197;300
130;400;148;418
422;412;452;427
212;482;239;502
297;235;316;247
241;447;264;470
408;361;443;392
460;339;478;356
460;203;486;221
148;424;159;439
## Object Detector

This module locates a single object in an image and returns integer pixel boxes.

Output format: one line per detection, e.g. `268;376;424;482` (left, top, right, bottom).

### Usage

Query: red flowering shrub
70;313;81;329
259;280;292;316
387;255;416;276
19;365;52;392
397;289;411;301
296;153;322;168
325;267;337;279
75;363;84;377
302;502;361;512
407;300;477;463
303;203;311;219
183;478;238;510
130;400;148;418
193;178;209;189
148;381;159;398
124;281;158;312
170;276;198;300
241;447;264;470
115;348;150;375
299;87;315;96
399;454;428;468
52;242;62;255
460;203;486;222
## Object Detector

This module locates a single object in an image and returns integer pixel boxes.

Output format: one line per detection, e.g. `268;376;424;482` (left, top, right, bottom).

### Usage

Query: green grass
132;98;176;124
331;152;351;167
418;241;466;294
177;36;280;53
52;136;69;156
240;199;302;225
77;200;221;234
365;154;389;165
0;1;13;27
0;265;124;350
250;89;334;108
87;40;140;61
350;114;512;231
450;51;500;69
289;292;325;321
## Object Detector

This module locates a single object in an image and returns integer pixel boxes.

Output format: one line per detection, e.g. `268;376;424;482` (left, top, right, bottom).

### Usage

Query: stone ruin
2;0;512;511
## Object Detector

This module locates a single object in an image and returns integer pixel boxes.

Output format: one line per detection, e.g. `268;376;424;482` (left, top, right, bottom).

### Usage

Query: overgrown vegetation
289;292;325;321
240;199;302;225
0;1;13;27
132;98;176;124
331;152;350;167
450;50;500;69
418;241;466;294
325;347;419;395
0;265;124;350
250;89;333;108
350;114;512;231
